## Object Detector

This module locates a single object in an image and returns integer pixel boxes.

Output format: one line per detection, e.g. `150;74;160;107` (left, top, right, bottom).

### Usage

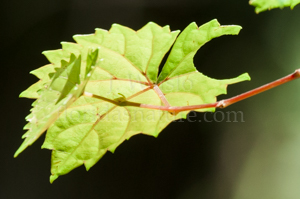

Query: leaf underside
250;0;300;13
16;19;250;183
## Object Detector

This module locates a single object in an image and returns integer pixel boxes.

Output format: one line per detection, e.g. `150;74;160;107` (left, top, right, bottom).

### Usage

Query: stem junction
84;69;300;113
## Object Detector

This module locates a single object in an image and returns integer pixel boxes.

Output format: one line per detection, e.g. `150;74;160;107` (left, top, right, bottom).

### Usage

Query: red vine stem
215;69;300;108
84;69;300;113
153;85;171;107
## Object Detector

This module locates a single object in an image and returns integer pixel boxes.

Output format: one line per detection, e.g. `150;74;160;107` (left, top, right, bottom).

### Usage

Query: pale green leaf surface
19;64;55;98
250;0;300;13
17;20;250;183
157;19;242;83
15;50;99;157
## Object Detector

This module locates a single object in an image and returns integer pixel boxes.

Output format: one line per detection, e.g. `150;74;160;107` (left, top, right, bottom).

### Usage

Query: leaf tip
230;73;251;84
147;21;155;25
223;72;251;87
13;152;19;158
189;21;198;27
111;23;120;27
41;50;50;56
84;162;93;171
172;29;181;34
14;145;26;158
50;174;58;183
240;73;251;81
19;91;26;98
152;132;160;138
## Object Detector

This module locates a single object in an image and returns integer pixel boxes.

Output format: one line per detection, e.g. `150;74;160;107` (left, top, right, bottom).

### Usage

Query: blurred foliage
231;9;300;199
250;0;300;13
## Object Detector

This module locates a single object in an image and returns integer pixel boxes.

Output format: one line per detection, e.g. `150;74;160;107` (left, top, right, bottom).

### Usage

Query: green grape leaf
250;0;300;13
16;19;250;183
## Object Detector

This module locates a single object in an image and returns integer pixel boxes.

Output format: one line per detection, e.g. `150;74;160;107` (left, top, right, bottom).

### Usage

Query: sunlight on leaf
14;49;99;157
16;20;250;182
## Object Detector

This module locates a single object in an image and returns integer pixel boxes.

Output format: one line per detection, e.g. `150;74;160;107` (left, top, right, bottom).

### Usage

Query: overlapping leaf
250;0;300;13
15;49;99;157
16;19;250;182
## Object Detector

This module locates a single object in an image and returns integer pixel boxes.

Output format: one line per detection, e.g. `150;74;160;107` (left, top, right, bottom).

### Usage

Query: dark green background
1;1;300;198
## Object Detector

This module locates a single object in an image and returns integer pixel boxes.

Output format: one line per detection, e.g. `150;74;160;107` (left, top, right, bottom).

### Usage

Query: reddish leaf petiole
84;69;300;113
